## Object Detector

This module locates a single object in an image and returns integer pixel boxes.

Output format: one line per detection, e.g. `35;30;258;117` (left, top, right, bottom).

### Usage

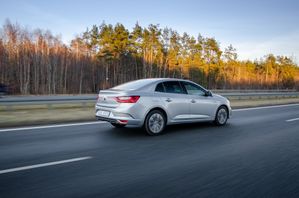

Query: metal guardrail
0;95;96;106
0;92;299;111
220;92;299;100
211;89;297;93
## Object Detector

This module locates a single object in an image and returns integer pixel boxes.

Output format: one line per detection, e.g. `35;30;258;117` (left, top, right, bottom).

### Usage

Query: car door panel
190;96;218;119
155;81;190;122
159;92;190;121
182;81;217;120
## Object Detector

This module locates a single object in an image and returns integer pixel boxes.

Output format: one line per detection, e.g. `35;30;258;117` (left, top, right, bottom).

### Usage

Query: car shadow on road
108;127;146;138
108;121;233;138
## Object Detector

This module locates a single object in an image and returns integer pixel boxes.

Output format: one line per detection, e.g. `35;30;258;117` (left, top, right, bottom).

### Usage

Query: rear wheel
144;110;166;135
111;123;126;128
214;106;228;126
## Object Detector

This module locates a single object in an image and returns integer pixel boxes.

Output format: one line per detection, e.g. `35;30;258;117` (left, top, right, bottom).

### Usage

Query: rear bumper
96;116;119;124
95;106;143;127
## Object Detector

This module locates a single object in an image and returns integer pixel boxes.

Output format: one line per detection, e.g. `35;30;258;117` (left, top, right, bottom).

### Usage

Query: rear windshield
111;79;156;90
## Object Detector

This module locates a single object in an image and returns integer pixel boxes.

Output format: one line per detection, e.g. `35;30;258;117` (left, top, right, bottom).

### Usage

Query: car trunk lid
96;90;123;108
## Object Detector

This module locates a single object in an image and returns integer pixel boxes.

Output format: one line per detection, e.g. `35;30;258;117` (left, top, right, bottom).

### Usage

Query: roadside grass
0;108;95;128
1;98;299;128
230;98;299;108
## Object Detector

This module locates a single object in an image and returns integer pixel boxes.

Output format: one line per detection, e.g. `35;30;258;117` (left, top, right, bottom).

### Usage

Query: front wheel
214;106;228;126
144;110;166;135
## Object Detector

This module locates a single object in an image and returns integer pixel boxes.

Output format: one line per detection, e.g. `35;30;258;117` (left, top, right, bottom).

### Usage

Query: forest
0;20;298;95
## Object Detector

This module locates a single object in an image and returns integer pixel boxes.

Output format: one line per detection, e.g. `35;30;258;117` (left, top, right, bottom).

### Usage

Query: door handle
165;98;172;102
191;99;196;103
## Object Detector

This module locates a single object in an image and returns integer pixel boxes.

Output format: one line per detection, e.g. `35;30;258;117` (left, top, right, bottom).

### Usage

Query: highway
1;104;299;197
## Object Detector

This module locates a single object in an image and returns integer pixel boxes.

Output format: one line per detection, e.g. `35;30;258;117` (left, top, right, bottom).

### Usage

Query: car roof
110;78;195;91
136;78;191;82
137;78;196;90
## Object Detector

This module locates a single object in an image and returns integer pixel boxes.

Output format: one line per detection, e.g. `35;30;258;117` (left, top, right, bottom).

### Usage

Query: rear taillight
114;96;140;103
97;95;102;102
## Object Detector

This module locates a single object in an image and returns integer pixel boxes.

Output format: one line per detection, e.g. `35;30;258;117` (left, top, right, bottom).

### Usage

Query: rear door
181;81;217;119
155;81;190;122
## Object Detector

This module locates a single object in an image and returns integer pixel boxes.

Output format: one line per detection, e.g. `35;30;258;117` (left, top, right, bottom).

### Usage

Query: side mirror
205;90;212;97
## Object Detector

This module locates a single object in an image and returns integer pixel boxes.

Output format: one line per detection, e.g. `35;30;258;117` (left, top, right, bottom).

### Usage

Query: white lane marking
286;117;299;122
1;103;299;133
0;121;106;132
0;156;92;175
233;103;299;112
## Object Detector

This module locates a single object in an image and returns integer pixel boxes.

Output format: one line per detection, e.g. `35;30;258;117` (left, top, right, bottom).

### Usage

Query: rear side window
155;83;165;92
163;81;186;94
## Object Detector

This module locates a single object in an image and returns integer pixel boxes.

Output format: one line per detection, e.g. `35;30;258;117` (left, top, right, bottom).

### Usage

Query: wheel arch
143;106;168;125
216;104;230;118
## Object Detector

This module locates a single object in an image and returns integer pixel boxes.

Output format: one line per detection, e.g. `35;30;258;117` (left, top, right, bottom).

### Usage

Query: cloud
233;31;299;63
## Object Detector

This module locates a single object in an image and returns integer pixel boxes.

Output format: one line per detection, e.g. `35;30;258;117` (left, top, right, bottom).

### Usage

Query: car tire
144;110;166;136
214;106;228;126
111;123;126;128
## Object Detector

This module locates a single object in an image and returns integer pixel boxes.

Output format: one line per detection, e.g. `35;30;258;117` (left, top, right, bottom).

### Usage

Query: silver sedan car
95;78;232;135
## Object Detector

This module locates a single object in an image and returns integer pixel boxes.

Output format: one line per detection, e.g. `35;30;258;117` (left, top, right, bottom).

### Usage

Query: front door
181;81;217;120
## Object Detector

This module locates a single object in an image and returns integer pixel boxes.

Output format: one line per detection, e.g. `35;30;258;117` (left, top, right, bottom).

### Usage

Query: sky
1;0;299;62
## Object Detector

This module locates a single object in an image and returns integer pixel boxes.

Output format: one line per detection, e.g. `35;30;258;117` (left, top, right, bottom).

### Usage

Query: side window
182;82;206;96
163;81;186;94
155;82;165;92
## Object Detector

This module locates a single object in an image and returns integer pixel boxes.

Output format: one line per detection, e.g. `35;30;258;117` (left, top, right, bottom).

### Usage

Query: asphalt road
1;104;299;198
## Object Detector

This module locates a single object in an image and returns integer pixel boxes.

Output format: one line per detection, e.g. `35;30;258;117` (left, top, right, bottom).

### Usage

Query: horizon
1;0;299;63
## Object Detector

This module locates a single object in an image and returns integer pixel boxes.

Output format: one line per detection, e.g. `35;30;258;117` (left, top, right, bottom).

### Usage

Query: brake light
114;96;140;103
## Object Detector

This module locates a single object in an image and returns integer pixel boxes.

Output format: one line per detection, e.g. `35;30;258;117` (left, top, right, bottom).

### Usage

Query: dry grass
231;98;299;108
0;108;95;128
1;98;299;128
